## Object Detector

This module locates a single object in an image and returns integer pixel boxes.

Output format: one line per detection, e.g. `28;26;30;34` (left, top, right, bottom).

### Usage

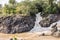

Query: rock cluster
51;23;60;37
39;14;59;27
0;15;35;34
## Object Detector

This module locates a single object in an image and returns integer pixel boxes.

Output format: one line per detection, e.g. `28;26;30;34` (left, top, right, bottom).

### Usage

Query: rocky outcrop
39;14;59;27
50;23;57;34
0;15;35;34
52;31;60;37
50;23;60;37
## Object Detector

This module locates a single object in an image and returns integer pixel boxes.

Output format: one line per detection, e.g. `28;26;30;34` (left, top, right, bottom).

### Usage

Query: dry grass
0;32;60;40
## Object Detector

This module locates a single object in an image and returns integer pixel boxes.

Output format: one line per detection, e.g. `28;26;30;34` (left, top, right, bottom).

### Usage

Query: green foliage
0;0;60;16
32;0;43;12
57;1;60;13
3;0;16;16
9;0;16;4
0;4;2;14
42;4;57;14
14;37;17;40
16;1;38;16
39;0;58;15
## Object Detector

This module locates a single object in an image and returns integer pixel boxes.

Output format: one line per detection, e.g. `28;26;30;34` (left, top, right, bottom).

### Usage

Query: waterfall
30;12;42;32
30;12;51;33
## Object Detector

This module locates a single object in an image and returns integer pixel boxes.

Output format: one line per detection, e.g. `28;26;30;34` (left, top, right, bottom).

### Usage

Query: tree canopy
0;0;60;16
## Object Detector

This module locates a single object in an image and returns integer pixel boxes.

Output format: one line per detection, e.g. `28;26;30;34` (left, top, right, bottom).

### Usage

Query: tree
9;0;16;5
1;0;59;16
8;0;17;14
40;0;58;15
3;4;9;15
57;1;60;13
16;1;38;16
0;4;2;14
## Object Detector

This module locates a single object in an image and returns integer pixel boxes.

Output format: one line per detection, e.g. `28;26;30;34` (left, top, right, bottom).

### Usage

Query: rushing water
30;12;51;33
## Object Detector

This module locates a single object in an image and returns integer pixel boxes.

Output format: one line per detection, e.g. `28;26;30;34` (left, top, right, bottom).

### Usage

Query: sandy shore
0;32;60;40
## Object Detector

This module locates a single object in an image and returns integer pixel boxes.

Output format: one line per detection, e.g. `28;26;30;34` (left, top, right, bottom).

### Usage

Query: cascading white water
30;12;51;33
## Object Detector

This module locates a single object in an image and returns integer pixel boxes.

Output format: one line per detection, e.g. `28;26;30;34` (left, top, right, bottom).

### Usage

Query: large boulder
52;31;60;37
0;15;35;34
50;23;58;35
50;23;60;37
39;14;58;27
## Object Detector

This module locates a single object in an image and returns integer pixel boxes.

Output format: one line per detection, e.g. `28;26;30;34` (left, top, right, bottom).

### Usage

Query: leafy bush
0;0;60;16
16;1;38;16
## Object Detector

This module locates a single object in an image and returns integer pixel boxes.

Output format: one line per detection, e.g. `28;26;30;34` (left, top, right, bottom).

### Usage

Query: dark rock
0;15;35;34
50;23;60;37
39;14;58;27
50;23;58;35
52;31;60;37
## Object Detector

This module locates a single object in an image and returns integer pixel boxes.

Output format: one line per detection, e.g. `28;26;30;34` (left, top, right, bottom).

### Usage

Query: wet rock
50;23;60;37
50;21;60;32
56;21;60;28
0;15;35;34
39;14;58;27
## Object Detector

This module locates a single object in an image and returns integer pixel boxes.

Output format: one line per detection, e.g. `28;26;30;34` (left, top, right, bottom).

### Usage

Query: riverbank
0;32;60;40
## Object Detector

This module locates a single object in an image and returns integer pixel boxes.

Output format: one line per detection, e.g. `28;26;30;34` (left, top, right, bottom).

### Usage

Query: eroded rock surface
50;23;60;37
0;15;35;34
39;14;59;27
